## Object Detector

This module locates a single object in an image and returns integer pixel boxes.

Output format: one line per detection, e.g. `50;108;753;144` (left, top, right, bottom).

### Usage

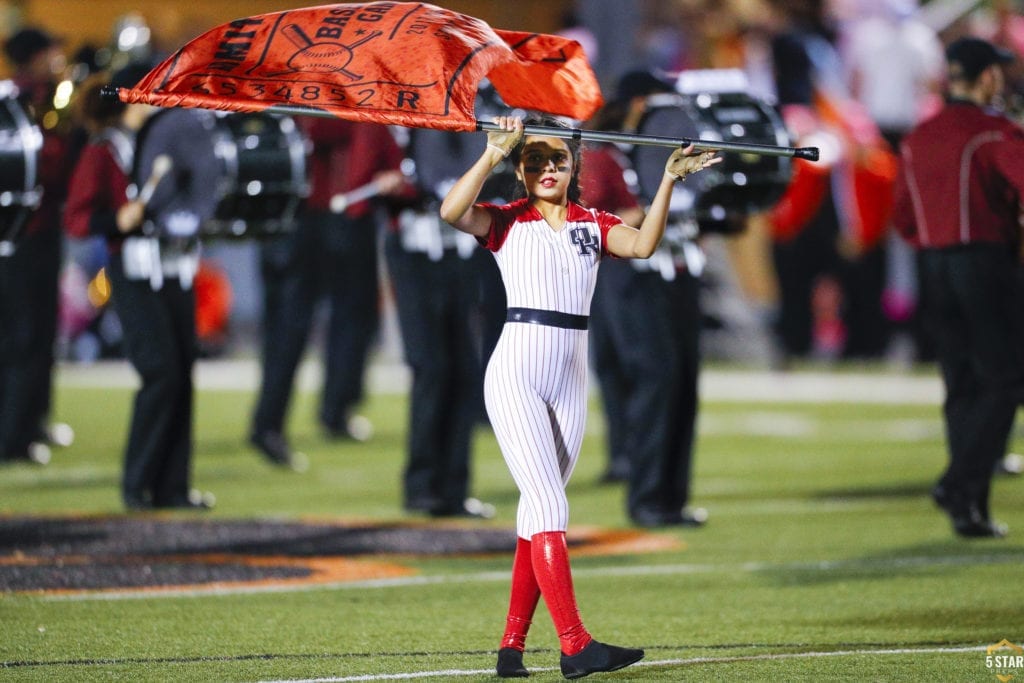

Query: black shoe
154;489;216;510
323;414;374;442
631;509;674;528
405;497;439;513
955;517;1008;538
429;497;496;519
931;485;1006;538
35;422;74;448
496;647;529;678
679;507;709;527
996;453;1023;476
560;640;644;679
631;507;707;528
123;492;152;511
1;442;52;466
250;431;308;471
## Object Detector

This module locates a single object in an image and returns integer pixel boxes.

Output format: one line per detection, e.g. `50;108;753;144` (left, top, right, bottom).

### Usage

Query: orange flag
117;2;604;130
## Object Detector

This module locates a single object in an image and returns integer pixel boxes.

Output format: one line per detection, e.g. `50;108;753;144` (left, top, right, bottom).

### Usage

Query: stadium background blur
1;0;1018;366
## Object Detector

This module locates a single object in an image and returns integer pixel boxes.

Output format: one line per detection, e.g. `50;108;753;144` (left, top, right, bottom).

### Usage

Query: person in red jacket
891;36;1024;538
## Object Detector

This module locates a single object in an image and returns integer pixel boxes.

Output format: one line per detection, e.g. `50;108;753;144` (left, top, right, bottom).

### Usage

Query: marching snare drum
205;111;308;239
630;91;792;234
0;81;43;255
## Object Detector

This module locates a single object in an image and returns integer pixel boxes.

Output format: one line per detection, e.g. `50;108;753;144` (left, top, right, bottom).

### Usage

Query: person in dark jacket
582;74;709;528
0;27;73;465
249;118;411;467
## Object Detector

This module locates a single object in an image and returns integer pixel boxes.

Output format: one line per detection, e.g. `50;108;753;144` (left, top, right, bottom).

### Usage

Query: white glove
665;145;720;181
487;116;524;158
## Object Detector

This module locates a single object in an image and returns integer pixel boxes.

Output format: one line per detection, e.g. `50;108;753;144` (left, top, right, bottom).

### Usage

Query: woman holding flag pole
440;115;720;679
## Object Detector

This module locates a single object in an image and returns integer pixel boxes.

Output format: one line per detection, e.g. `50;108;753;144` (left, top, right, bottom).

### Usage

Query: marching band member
0;27;73;466
64;65;216;510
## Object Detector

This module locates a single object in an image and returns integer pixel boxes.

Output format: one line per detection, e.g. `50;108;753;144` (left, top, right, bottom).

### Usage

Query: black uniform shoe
429;498;496;519
931;485;1007;538
154;489;216;510
631;509;674;528
496;647;529;678
250;431;308;471
996;453;1023;476
632;507;707;528
404;496;442;514
679;507;709;527
322;414;374;442
123;492;152;511
560;640;644;679
1;442;52;466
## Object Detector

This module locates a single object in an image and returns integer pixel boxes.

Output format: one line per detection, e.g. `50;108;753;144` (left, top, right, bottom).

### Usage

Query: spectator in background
891;37;1024;538
767;0;899;364
0;27;74;466
249;119;410;468
844;0;945;364
766;0;848;362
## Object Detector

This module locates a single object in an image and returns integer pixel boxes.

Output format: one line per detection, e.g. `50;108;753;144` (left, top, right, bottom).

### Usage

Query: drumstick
137;154;173;206
329;180;383;214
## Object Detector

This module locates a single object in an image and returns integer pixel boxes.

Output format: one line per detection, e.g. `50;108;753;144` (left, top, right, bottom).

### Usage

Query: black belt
506;307;589;330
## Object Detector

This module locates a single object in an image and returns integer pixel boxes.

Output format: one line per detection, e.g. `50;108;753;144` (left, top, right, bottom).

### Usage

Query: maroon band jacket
891;100;1024;250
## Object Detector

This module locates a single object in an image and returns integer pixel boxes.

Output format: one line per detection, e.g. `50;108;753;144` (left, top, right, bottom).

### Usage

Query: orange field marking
1;517;683;597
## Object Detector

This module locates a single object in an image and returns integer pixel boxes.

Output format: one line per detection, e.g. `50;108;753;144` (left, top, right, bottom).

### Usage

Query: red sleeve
987;124;1024;200
594;208;624;257
300;117;354;146
342;124;406;216
476;201;518;252
64;144;126;240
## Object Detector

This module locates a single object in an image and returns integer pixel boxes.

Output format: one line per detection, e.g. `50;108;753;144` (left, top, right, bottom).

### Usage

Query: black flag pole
100;88;819;161
477;121;819;161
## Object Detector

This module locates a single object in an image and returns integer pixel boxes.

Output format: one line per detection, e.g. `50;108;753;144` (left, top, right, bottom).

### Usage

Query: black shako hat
946;36;1014;82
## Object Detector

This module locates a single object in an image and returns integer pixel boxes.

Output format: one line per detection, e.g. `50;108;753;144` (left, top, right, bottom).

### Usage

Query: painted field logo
986;639;1024;682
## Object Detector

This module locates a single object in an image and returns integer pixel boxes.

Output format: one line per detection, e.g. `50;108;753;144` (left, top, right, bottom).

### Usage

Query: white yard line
258;644;988;682
57;358;944;403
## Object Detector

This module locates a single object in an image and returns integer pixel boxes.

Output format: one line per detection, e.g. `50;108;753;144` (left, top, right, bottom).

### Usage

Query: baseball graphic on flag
278;23;382;79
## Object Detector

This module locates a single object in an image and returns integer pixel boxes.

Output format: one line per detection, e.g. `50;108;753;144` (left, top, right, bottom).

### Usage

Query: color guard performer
440;115;719;679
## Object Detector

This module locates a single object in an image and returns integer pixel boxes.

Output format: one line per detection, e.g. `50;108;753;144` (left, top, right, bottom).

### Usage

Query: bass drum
0;81;43;256
631;91;792;234
205;112;308;239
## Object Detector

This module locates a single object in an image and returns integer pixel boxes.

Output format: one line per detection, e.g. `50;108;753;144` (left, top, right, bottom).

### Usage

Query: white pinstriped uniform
478;198;621;538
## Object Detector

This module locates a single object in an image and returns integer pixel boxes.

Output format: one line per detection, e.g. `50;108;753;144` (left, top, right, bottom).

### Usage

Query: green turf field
1;362;1022;682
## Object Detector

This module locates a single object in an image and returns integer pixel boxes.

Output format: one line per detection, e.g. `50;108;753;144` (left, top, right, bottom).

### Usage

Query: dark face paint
524;165;571;174
521;140;572;176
